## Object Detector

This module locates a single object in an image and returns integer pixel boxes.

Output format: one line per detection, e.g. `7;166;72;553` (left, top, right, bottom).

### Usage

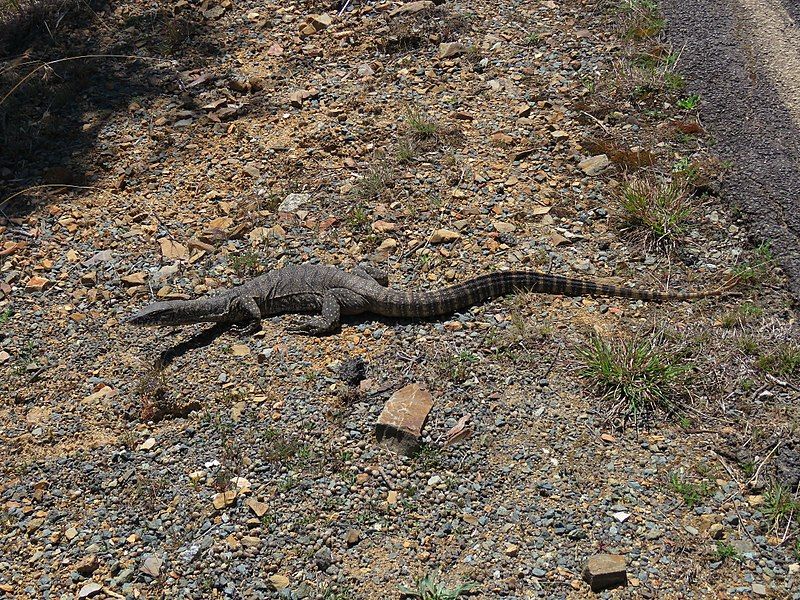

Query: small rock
77;582;102;598
270;574;290;590
578;154;610;176
438;42;467;59
751;583;767;596
241;535;261;548
212;489;237;510
708;523;724;539
375;383;434;455
504;543;519;557
65;527;78;540
746;494;764;507
246;498;268;517
612;511;630;523
140;555;162;578
492;221;516;234
730;539;756;555
75;554;99;576
121;272;146;286
582;554;627;592
357;64;374;77
389;0;434;17
429;229;460;244
314;547;333;571
137;437;156;451
25;276;49;292
345;528;361;546
278;193;310;213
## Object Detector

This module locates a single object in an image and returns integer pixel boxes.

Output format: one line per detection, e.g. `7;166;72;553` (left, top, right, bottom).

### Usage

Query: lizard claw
285;317;336;336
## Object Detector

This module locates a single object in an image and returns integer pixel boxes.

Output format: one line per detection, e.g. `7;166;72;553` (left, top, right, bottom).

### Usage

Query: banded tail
375;271;735;319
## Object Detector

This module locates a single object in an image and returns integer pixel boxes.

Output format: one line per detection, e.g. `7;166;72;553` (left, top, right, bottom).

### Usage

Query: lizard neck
129;295;233;326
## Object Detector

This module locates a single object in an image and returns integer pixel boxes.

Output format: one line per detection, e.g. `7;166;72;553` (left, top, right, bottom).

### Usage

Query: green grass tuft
578;334;689;417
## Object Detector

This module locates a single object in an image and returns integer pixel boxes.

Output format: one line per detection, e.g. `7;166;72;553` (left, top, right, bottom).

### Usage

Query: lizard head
127;298;230;326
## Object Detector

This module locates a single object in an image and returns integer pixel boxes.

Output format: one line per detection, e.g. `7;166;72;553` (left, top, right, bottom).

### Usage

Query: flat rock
389;1;434;17
578;154;610;176
430;228;460;244
375;383;433;455
25;276;50;292
582;554;627;592
246;498;269;517
439;42;467;59
278;193;310;213
77;582;102;598
140;555;162;577
75;554;99;576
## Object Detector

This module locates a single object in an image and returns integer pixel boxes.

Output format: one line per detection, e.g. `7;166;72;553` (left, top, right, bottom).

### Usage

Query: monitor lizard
127;264;734;335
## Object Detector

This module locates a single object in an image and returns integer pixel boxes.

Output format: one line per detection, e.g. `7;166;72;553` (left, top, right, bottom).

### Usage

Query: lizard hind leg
286;292;342;335
353;264;389;287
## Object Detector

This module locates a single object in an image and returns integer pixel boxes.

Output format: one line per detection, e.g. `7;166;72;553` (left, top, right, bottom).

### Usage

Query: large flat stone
582;554;627;592
375;384;433;455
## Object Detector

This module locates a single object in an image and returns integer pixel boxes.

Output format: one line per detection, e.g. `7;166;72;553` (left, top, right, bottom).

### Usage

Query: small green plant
719;302;763;329
396;138;417;164
348;204;370;230
763;482;800;530
668;472;711;508
353;165;393;201
399;571;476;599
438;350;479;383
756;343;800;377
618;0;663;39
733;241;775;283
737;335;759;356
617;176;693;241
578;334;689;417
714;541;741;562
677;94;701;110
0;307;12;326
523;31;540;46
229;250;262;276
405;108;439;139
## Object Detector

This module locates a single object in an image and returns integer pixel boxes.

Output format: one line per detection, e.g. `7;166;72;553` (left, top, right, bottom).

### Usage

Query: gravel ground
1;0;799;598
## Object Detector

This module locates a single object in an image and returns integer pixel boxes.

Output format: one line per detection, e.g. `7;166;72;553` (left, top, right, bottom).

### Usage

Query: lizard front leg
286;292;342;335
231;296;263;334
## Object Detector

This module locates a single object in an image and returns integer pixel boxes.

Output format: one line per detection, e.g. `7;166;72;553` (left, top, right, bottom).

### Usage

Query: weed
397;138;417;164
348;203;371;230
714;541;741;562
578;334;689;418
523;31;540;46
733;241;775;283
438;350;479;383
405;108;439;139
616;176;693;241
677;94;700;110
737;335;759;356
0;307;12;326
399;571;476;599
719;302;763;329
663;72;686;90
618;0;663;40
756;343;800;377
763;482;799;530
321;585;355;600
353;165;393;201
229;250;262;276
668;472;711;508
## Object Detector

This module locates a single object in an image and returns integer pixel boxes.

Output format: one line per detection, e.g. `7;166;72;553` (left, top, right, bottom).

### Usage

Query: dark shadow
0;0;221;217
155;322;232;369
